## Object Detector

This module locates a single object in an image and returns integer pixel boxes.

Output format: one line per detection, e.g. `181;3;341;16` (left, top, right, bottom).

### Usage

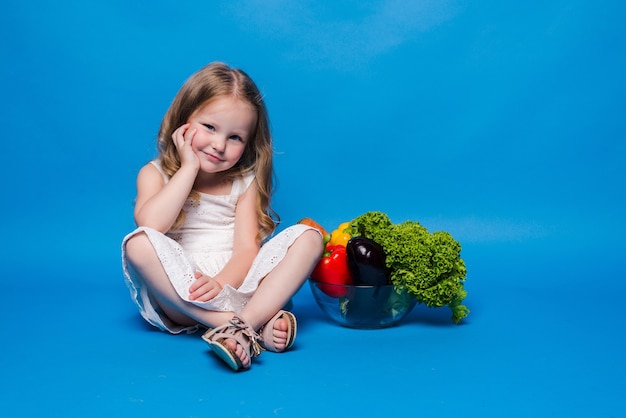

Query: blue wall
2;2;625;417
2;0;624;276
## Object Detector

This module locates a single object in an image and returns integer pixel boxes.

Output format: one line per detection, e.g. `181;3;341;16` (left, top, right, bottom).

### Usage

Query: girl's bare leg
125;232;233;328
126;229;323;366
238;229;324;348
127;237;252;368
218;229;323;357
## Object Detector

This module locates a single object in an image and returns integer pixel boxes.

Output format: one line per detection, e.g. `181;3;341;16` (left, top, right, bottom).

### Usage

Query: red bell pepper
310;245;353;297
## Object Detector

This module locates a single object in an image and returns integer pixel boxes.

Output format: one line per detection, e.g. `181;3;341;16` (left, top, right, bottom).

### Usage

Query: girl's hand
172;123;199;170
188;271;223;302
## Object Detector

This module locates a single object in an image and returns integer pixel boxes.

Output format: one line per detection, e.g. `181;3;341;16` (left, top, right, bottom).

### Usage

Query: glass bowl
309;280;417;329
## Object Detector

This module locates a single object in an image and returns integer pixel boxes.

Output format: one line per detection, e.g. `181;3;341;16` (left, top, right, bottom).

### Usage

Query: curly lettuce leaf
348;211;469;324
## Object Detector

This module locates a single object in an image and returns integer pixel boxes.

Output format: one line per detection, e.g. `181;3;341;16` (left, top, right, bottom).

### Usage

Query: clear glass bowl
309;280;417;329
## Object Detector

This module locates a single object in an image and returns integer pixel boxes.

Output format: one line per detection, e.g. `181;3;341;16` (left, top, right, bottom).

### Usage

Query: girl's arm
133;162;198;232
134;125;199;232
188;179;261;301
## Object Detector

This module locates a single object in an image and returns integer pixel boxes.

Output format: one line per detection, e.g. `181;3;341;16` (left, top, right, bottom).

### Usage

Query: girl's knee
125;232;153;265
299;229;325;255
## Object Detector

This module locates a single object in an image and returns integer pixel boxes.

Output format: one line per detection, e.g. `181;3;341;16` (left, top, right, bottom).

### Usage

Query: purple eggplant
346;236;390;286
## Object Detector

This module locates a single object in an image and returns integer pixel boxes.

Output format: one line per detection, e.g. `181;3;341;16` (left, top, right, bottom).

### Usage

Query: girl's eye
229;135;243;142
203;124;215;131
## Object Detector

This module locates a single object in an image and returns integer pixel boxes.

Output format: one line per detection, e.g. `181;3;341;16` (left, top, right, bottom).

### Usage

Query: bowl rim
308;279;400;289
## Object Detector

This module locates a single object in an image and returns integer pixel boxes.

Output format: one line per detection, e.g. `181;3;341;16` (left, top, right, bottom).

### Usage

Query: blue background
2;1;624;417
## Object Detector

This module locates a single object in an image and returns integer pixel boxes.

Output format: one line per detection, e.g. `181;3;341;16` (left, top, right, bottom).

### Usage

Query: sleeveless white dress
121;161;316;334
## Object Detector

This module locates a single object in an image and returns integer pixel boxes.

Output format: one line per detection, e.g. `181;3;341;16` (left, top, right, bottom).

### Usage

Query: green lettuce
348;211;469;324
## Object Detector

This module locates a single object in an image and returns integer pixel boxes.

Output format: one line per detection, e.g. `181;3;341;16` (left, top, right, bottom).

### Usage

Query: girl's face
187;96;257;175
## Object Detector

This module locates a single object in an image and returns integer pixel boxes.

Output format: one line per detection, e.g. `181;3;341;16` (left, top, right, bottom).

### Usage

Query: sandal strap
204;316;264;358
228;316;264;357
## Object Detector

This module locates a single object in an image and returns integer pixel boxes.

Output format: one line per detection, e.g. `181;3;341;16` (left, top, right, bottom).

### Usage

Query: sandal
202;316;263;371
258;310;297;352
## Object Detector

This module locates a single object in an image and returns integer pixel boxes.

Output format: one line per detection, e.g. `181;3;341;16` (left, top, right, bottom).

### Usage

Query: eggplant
346;236;390;286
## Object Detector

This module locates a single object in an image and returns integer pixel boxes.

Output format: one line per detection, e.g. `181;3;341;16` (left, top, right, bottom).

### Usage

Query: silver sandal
202;316;263;371
258;310;297;352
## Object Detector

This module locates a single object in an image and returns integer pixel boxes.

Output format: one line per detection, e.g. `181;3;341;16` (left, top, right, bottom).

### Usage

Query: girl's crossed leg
125;229;323;368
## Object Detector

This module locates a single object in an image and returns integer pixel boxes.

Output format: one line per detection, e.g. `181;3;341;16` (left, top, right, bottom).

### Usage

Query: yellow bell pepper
328;222;352;247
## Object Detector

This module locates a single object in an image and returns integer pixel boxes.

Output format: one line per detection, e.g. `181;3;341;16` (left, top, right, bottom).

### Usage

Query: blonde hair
157;62;278;241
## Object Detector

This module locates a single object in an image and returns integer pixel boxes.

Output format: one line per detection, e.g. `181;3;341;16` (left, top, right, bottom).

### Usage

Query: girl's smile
201;150;225;163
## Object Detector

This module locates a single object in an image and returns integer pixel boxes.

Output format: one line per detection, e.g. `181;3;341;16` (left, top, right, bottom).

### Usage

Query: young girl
121;62;324;371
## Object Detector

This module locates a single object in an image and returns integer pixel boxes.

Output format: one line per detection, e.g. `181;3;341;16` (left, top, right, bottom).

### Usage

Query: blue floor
2;240;624;417
2;1;625;417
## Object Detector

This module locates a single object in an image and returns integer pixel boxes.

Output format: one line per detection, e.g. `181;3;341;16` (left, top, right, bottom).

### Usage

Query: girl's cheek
191;132;206;150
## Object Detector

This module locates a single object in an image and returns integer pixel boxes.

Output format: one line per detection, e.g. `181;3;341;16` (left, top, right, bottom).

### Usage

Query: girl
121;62;324;371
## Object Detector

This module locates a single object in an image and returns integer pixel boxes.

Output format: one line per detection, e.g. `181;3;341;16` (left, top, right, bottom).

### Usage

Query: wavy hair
157;62;278;241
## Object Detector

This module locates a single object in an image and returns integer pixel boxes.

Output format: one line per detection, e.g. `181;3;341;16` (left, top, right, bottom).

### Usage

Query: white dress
121;161;316;334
